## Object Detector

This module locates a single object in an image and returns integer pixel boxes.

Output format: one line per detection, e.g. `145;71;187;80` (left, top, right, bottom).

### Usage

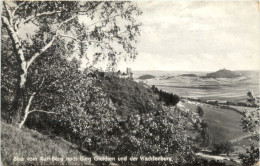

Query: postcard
1;1;259;166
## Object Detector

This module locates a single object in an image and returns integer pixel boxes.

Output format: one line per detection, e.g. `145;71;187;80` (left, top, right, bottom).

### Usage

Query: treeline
183;97;258;108
151;85;180;106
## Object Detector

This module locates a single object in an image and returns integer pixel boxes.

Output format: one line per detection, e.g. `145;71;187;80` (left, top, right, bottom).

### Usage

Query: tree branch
32;77;46;93
26;15;78;69
3;2;13;26
18;91;36;128
2;15;26;64
28;92;36;108
1;16;10;28
86;13;123;29
86;4;131;29
18;11;62;28
17;8;89;28
29;110;60;115
58;33;80;42
12;1;26;18
58;33;113;48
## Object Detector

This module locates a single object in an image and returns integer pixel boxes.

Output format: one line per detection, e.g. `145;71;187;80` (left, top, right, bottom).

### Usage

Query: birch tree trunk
2;1;141;126
18;92;35;128
2;15;28;123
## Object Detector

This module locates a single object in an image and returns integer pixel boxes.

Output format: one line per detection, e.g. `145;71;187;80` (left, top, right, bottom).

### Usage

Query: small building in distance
118;67;133;79
101;67;133;79
126;67;132;75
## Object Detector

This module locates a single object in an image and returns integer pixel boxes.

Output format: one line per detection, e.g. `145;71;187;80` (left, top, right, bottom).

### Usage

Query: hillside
99;76;159;115
182;100;247;147
4;73;199;165
203;69;241;78
1;122;93;166
138;74;155;79
4;71;251;166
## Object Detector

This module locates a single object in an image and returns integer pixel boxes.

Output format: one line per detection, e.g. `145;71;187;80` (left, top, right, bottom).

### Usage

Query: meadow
182;101;247;147
134;70;259;165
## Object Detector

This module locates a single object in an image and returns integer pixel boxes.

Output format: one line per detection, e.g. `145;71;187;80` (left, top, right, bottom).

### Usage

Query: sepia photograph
1;1;259;166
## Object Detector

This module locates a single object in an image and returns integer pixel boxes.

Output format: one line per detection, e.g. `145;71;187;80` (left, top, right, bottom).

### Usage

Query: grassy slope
182;102;247;147
1;122;93;166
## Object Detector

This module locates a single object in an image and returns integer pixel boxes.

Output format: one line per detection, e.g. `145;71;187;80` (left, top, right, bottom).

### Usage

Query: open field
135;70;259;162
182;101;247;148
134;70;259;102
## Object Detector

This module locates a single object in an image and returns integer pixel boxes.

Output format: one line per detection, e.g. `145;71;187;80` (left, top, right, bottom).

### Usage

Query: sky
117;1;260;71
13;1;260;72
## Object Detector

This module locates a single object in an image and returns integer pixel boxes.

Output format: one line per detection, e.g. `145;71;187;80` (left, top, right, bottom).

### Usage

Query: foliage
239;142;259;166
22;66;200;165
1;28;18;121
1;3;201;164
2;1;142;66
193;106;211;149
1;1;142;125
197;106;204;118
151;85;180;106
212;141;234;155
239;90;259;166
195;121;211;149
184;100;248;146
100;76;158;115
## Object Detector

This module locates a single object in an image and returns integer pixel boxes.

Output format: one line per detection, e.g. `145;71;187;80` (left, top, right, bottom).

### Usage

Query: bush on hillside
195;121;211;149
239;90;259;166
2;52;201;165
21;66;200;165
212;141;234;155
151;85;180;106
197;106;204;118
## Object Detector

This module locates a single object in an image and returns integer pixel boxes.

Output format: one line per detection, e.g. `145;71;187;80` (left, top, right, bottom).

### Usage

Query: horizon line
130;69;259;72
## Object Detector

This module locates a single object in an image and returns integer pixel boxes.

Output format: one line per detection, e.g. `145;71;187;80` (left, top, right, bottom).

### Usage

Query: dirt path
229;134;253;143
195;153;240;164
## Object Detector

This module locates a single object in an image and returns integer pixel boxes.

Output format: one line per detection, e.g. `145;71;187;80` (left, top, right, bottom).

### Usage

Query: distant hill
138;74;155;79
203;69;241;78
179;74;197;77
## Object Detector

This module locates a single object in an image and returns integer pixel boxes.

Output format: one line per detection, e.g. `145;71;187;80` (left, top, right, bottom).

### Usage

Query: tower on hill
126;67;132;75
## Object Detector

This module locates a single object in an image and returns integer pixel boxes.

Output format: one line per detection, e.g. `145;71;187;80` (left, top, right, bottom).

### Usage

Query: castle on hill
103;67;134;79
118;67;134;79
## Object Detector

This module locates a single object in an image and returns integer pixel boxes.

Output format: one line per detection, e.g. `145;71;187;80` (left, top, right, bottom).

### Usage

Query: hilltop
3;72;199;166
203;69;241;78
138;74;155;79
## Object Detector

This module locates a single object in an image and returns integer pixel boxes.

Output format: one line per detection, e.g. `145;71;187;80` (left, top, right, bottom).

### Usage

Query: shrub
239;90;259;166
24;69;199;165
197;106;204;118
239;143;259;166
151;85;180;106
212;141;234;155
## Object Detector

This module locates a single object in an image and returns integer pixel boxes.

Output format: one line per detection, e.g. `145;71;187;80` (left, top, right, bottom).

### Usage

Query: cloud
118;1;259;71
